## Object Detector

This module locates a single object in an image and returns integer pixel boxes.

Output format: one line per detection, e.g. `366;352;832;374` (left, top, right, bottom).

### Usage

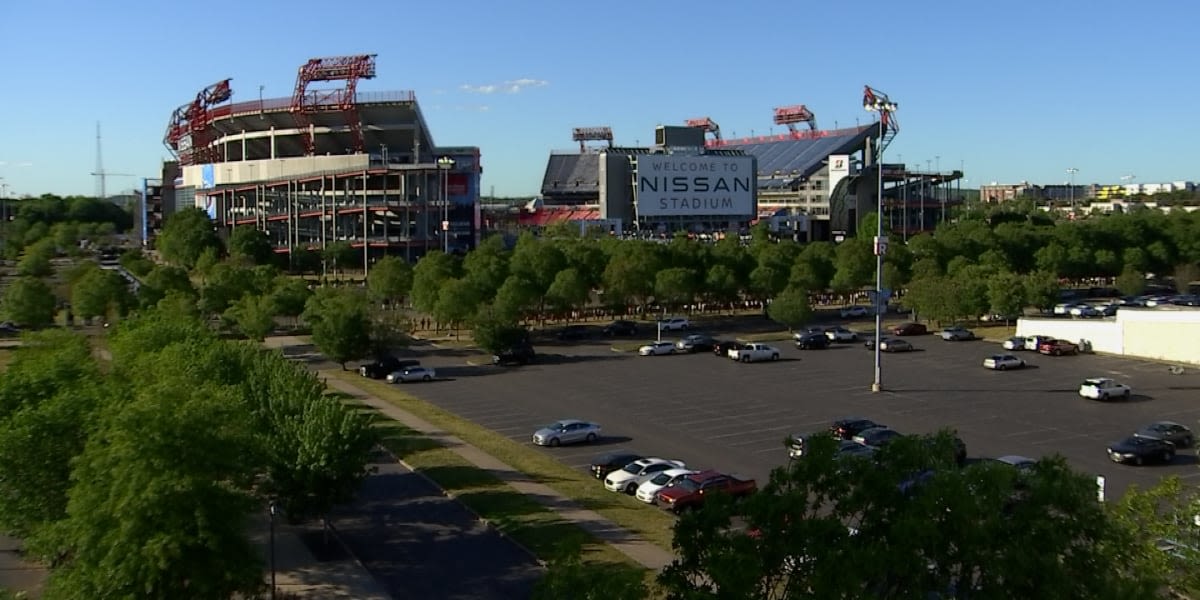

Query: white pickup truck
728;343;781;363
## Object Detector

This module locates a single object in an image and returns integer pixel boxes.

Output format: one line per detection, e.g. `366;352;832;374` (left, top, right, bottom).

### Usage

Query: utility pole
1066;167;1079;210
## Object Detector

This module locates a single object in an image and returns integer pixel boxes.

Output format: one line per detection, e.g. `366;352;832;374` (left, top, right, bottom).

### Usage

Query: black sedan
602;320;638;336
852;427;903;448
1134;421;1194;448
794;332;830;350
830;418;886;440
1107;436;1176;466
714;340;744;357
589;451;643;479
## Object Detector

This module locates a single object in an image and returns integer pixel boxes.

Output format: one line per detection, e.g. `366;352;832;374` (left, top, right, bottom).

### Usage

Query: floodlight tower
571;126;614;152
684;117;722;144
772;104;817;137
863;85;898;394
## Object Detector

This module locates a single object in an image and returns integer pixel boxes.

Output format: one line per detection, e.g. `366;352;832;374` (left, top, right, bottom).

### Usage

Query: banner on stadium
827;154;850;200
635;154;756;217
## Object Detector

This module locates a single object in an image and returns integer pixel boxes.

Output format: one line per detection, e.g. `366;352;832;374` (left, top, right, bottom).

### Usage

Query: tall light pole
268;501;278;600
436;156;455;253
863;86;898;394
1066;167;1079;210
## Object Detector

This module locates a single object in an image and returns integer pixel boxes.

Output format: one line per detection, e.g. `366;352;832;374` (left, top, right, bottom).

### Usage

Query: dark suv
602;320;638;336
360;356;420;379
557;325;592;340
493;344;536;366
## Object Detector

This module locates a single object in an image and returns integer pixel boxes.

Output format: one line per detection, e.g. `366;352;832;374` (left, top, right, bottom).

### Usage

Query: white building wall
1016;308;1200;364
181;155;370;188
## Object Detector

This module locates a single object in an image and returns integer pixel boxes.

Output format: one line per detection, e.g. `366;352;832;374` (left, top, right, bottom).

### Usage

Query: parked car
658;317;690;331
493;343;536;366
676;334;718;353
825;326;859;342
0;322;20;336
852;427;903;448
840;305;870;318
1039;339;1079;356
794;332;830;350
892;322;928;336
386;366;436;383
990;455;1037;471
1135;421;1195;448
635;468;696;504
982;354;1026;371
604;457;688;494
655;470;758;514
787;432;821;459
1078;377;1131;401
589;451;643;480
941;326;977;341
1069;305;1101;318
714;340;744;357
830;418;886;440
1024;335;1055;351
728;343;781;363
359;356;420;379
1108;436;1176;466
532;420;602;447
638;341;677;356
556;324;592;340
1001;336;1026;351
602;320;639;336
864;337;913;352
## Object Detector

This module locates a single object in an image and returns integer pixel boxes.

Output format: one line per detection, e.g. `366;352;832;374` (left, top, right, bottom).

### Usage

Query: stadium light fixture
862;86;897;394
437;156;456;253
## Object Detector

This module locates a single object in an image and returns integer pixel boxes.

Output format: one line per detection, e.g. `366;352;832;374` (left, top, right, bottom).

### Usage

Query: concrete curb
373;444;548;569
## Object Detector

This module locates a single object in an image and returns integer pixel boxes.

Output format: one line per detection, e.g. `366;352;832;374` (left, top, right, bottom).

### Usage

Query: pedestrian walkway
248;515;391;600
320;373;677;571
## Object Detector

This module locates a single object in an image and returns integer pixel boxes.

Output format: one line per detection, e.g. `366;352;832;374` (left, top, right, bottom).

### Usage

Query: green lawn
327;371;681;553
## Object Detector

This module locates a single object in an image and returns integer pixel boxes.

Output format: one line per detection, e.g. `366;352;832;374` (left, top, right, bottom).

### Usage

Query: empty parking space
396;329;1200;498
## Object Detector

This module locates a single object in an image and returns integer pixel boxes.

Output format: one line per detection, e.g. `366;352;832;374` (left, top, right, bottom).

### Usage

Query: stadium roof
715;125;876;189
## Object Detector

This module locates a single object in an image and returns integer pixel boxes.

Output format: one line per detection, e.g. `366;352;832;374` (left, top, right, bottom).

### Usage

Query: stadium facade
529;105;963;242
157;55;482;264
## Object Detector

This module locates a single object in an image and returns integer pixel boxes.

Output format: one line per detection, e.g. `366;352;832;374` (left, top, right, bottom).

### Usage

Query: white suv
1079;378;1131;401
635;468;696;504
659;317;690;331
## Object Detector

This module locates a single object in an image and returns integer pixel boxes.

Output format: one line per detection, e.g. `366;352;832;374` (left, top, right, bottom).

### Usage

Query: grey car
532;419;602;447
1134;421;1194;448
941;326;977;341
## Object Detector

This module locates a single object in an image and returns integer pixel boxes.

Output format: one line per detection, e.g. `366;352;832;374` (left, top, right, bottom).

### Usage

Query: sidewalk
248;515;391;600
320;373;677;571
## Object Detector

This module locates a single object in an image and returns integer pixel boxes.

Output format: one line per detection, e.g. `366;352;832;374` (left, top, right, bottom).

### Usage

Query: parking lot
397;322;1200;500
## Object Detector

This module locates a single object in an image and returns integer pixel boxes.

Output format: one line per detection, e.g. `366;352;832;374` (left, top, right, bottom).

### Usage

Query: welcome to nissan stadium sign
635;155;756;217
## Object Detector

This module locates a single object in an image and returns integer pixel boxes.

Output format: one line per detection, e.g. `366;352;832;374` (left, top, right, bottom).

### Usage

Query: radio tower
91;122;135;200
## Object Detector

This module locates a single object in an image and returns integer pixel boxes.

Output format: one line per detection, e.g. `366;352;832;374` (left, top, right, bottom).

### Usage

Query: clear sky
1;0;1197;198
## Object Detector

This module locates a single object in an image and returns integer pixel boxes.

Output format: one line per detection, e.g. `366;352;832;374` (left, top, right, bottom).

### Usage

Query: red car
891;322;928;336
655;470;757;514
1038;339;1079;356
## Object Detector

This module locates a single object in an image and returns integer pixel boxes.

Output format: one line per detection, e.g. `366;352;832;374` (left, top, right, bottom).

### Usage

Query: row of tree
2;194;131;260
0;309;379;598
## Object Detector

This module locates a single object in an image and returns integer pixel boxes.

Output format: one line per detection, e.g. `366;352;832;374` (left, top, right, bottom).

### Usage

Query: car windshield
650;472;674;485
622;463;644;474
671;478;701;492
1082;379;1104;386
544;422;567;431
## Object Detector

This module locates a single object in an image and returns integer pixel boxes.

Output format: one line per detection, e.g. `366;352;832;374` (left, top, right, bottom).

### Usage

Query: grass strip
326;370;680;552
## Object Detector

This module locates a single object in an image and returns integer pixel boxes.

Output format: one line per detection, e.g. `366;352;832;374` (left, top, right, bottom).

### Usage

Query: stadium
524;93;964;242
156;54;482;264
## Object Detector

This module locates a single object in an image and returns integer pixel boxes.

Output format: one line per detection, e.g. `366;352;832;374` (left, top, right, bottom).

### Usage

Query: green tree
17;239;55;278
118;249;155;277
410;251;459;314
223;294;277;341
986;271;1026;321
654;267;698;313
461;235;510;300
227;226;276;266
193;246;221;281
547;267;591;318
1109;477;1200;596
157;207;222;269
433;278;481;336
139;265;196;308
366;256;414;306
322;241;358;276
1173;262;1200;293
471;308;529;355
199;262;257;316
269;277;312;326
302;288;372;369
1024;270;1061;312
766;286;813;332
602;244;661;310
1;277;57;328
658;433;1159;600
703;264;741;310
493;275;540;322
829;240;874;293
70;267;133;321
1115;267;1146;297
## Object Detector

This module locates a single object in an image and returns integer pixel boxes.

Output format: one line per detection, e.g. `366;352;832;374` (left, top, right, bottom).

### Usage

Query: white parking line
1002;427;1059;438
709;425;794;440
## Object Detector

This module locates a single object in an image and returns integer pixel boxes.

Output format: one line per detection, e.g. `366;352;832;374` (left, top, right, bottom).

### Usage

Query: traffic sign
873;235;889;256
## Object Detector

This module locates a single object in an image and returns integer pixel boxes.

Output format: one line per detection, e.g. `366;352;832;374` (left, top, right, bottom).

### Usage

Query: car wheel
549;438;561;447
771;354;779;361
585;433;597;443
741;355;750;363
423;375;432;381
1123;390;1131;401
1163;451;1174;463
625;483;637;495
998;365;1006;371
1134;455;1143;466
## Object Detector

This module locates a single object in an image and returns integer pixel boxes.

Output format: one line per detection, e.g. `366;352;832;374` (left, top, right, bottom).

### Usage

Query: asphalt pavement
393;320;1200;501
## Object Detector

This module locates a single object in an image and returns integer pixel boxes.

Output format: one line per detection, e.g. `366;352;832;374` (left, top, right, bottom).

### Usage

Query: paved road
391;321;1200;501
330;449;543;600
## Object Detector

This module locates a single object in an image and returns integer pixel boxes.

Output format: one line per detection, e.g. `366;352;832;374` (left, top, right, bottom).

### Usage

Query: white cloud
460;78;548;95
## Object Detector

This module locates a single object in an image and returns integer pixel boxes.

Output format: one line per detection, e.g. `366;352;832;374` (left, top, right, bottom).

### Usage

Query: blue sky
1;0;1197;198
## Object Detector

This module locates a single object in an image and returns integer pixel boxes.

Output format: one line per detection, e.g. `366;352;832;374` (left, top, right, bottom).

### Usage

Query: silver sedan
532;419;602;447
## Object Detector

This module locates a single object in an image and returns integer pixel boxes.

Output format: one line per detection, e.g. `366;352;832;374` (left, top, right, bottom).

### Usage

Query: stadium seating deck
541;153;601;195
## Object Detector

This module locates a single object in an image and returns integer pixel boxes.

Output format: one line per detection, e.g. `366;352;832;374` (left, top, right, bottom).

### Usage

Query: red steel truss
571;126;613;152
163;78;233;165
290;54;378;155
772;104;817;134
861;85;899;153
685;117;722;142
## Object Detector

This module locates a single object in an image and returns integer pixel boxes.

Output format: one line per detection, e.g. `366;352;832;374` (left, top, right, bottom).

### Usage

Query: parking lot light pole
269;501;278;599
863;86;898;393
437;156;455;253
